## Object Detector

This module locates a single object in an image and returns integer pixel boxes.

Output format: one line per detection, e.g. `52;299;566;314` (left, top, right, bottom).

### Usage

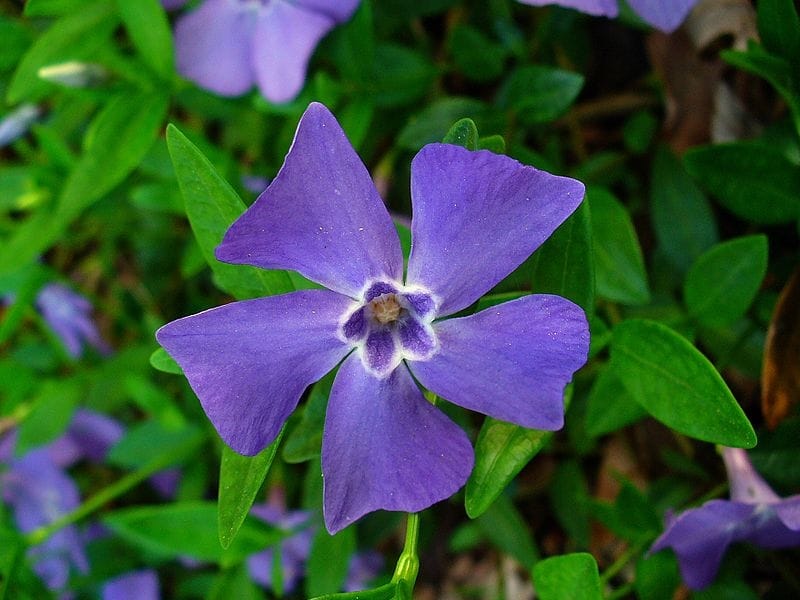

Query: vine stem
391;512;421;593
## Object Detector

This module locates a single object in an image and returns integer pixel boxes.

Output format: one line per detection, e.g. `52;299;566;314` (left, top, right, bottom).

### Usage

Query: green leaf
757;0;800;64
8;1;117;102
530;199;594;315
166;124;295;299
684;142;800;224
650;146;718;273
479;134;506;154
442;118;479;150
115;0;174;80
532;553;602;600
310;582;398;600
476;493;538;568
106;421;203;470
218;429;284;549
592;482;661;543
305;525;356;598
208;564;262;600
283;372;332;463
635;550;680;600
585;367;647;437
0;530;23;600
449;24;507;82
367;44;437;108
396;97;488;151
465;418;553;518
683;235;768;328
610;319;757;447
498;66;584;124
16;379;80;456
0;91;169;275
588;188;650;305
102;502;283;565
24;0;85;16
149;347;182;375
549;461;591;548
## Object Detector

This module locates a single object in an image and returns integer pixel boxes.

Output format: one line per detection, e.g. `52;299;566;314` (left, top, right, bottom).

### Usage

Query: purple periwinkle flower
516;0;699;33
650;447;800;590
0;104;40;147
156;102;590;533
101;570;161;600
35;282;111;359
173;0;360;103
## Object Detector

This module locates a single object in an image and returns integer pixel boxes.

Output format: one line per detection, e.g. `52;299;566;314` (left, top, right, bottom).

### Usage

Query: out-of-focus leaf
310;582;398;600
611;319;757;447
762;267;800;428
116;0;174;80
102;502;282;565
366;44;436;107
283;372;332;463
166;124;295;299
397;98;488;150
218;428;284;549
749;416;800;486
16;379;80;456
207;564;262;600
442;118;479;150
684;142;800;224
683;235;768;328
592;482;661;543
107;420;203;470
549;460;591;548
476;493;538;568
449;24;506;82
530;199;594;315
757;0;800;64
465;418;553;518
149;347;182;375
651;146;718;273
497;65;583;124
24;0;85;16
635;551;680;600
585;367;647;437
588;188;650;305
532;553;602;600
305;525;356;598
8;1;117;102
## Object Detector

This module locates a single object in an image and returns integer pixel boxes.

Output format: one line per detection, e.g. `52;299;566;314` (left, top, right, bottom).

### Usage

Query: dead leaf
762;266;800;428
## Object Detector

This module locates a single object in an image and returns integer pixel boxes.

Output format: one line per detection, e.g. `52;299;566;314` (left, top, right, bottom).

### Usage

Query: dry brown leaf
762;266;800;428
684;0;757;53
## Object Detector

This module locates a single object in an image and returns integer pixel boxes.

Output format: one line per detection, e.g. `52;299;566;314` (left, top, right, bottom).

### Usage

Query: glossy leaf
533;553;602;600
589;188;650;305
102;502;283;565
218;428;284;549
684;235;768;327
442;118;479;150
684;143;800;224
611;319;757;448
166;124;295;299
465;418;553;518
15;379;80;456
149;347;182;375
116;0;174;80
585;367;647;438
498;65;584;124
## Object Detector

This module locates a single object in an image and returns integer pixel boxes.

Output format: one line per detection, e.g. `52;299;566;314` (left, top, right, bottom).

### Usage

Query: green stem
599;540;645;585
24;455;172;546
391;513;421;592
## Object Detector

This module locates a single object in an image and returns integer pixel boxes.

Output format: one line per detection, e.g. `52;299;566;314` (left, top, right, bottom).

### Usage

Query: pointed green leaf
218;428;284;549
149;347;182;375
479;134;506;154
442;118;479;150
533;553;602;600
757;0;800;63
310;582;398;600
166;124;295;299
610;319;757;447
465;418;553;518
116;0;174;80
305;525;356;598
498;66;584;124
684;235;768;328
588;188;650;305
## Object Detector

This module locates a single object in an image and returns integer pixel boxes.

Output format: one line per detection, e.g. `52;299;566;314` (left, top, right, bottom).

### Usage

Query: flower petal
408;295;588;430
774;496;800;531
322;355;473;533
515;0;618;17
629;0;697;32
174;0;255;96
216;103;403;298
406;144;585;316
251;3;334;103
292;0;360;22
650;500;756;590
102;570;160;600
156;289;352;455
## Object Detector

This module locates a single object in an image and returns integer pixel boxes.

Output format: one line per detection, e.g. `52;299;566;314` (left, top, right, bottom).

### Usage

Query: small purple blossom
173;0;360;103
0;104;40;147
157;102;589;533
516;0;699;33
35;282;111;359
650;447;800;590
101;570;160;600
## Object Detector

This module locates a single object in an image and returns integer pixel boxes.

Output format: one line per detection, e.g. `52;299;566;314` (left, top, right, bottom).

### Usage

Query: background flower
517;0;699;32
35;283;111;359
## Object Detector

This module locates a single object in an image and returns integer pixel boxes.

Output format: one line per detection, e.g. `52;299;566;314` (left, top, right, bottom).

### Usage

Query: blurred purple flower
173;0;360;103
516;0;699;33
157;102;589;533
0;410;123;592
0;104;40;147
35;282;111;359
650;447;800;590
101;569;160;600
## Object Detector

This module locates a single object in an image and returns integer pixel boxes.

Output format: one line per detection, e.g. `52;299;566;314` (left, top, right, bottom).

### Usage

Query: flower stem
599;540;646;585
391;512;421;593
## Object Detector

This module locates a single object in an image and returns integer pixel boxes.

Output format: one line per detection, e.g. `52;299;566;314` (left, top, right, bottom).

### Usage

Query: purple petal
406;144;585;316
174;0;256;96
216;103;403;298
515;0;618;17
722;447;781;505
774;496;800;531
747;505;800;548
102;570;160;600
65;409;124;464
408;295;588;430
628;0;698;32
344;551;383;592
322;355;474;534
292;0;360;22
650;500;756;590
156;289;352;455
362;328;401;377
251;3;334;103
